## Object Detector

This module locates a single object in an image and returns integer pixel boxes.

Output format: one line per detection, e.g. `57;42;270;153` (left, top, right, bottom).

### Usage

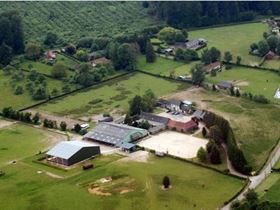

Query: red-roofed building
265;51;276;60
167;120;198;133
204;61;221;73
45;50;56;60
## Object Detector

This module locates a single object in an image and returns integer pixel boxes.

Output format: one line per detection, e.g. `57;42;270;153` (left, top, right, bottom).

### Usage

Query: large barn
83;122;148;146
46;140;100;166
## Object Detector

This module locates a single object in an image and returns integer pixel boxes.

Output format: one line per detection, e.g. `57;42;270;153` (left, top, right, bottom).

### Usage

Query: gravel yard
138;131;208;159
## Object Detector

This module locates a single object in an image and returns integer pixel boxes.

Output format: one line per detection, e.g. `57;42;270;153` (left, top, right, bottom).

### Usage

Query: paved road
220;142;280;210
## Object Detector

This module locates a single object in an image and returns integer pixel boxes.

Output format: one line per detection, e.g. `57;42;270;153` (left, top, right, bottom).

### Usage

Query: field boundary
224;61;279;73
17;71;135;112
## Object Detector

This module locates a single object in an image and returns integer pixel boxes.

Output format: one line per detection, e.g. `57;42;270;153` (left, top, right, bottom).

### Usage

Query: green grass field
0;1;159;42
0;123;50;165
206;66;280;102
0;71;68;110
0;123;245;210
262;59;280;70
189;22;268;65
37;73;190;117
273;159;280;170
256;173;280;202
137;55;197;77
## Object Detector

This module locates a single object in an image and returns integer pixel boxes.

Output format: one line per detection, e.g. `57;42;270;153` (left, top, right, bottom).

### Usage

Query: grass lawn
189;22;268;65
206;66;280;103
0;150;245;210
0;123;53;165
0;71;68;110
137;55;198;77
20;60;53;75
256;173;280;202
273;159;280;170
262;59;280;70
170;88;280;171
37;73;190;117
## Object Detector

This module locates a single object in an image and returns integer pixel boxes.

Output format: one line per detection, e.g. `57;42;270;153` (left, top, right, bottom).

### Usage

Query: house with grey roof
217;81;233;89
46;140;100;166
139;112;170;134
193;110;206;121
83;122;148;146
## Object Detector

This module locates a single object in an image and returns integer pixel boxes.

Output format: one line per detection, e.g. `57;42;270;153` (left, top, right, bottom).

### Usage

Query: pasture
0;124;245;210
169;88;280;171
37;73;190;117
189;22;268;65
256;173;280;202
0;71;68;110
0;1;159;42
262;59;280;70
137;55;197;77
206;66;280;102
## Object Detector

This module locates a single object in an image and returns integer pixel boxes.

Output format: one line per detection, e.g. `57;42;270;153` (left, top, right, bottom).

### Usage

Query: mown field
0;1;159;42
256;172;280;202
170;88;280;171
206;66;280;102
189;22;268;66
0;71;68;110
0;123;245;210
36;73;190;117
137;55;198;77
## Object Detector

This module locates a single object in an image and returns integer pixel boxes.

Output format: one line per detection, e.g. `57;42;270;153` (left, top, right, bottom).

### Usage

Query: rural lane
220;142;280;210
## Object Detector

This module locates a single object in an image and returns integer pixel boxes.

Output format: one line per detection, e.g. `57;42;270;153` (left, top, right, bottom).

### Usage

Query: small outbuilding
204;61;221;73
265;51;276;60
118;142;136;153
217;81;233;89
46;140;100;166
167;120;198;133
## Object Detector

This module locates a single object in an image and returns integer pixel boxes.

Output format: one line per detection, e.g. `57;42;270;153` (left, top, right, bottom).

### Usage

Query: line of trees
2;107;40;125
203;111;251;175
0;11;25;66
148;2;280;28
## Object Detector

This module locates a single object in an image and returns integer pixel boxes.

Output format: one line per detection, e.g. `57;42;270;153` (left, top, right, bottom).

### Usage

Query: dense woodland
149;1;280;28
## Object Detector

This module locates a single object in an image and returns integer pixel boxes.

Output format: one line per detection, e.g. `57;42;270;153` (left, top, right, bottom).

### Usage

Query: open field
0;71;68;110
0;1;159;42
262;59;280;70
36;73;190;117
137;55;198;77
0;123;65;165
138;131;208;159
169;87;280;171
189;22;268;65
0;125;245;210
273;159;280;170
256;172;280;202
206;66;280;102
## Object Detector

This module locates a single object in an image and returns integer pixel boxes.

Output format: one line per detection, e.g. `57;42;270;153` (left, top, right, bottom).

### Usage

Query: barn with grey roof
46;140;100;166
83;122;148;146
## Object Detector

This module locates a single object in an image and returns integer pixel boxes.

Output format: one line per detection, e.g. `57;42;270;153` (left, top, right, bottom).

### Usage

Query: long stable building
46;140;100;166
83;122;148;146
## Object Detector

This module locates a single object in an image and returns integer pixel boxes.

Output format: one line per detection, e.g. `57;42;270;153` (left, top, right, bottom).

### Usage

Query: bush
162;176;170;188
14;86;23;95
197;147;207;162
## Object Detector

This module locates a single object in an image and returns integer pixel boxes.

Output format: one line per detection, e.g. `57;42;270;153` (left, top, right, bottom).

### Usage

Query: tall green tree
191;63;205;86
145;41;156;63
224;51;233;63
258;40;269;56
0;43;13;66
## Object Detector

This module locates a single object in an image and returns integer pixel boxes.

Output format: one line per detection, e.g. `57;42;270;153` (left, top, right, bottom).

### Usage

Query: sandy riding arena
138;131;208;159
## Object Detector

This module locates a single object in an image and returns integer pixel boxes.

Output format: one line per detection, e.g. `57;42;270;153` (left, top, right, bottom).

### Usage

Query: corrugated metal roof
46;140;98;160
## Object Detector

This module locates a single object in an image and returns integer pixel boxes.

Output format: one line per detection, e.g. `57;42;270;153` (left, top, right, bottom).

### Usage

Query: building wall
68;146;100;166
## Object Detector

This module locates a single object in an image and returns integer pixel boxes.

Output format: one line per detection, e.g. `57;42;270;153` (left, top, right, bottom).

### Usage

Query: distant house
167;99;182;112
167;120;198;133
46;140;100;166
156;99;170;108
162;48;174;54
45;51;56;61
272;27;280;33
90;57;110;67
186;38;207;50
217;81;233;89
265;51;276;60
204;61;221;73
118;142;136;153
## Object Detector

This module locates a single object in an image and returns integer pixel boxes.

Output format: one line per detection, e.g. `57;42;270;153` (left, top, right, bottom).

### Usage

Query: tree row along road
220;141;280;210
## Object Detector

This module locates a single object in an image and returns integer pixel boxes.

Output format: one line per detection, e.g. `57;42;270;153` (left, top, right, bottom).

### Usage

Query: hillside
0;1;160;43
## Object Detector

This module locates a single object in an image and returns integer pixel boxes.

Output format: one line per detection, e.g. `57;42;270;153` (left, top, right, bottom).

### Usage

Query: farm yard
36;73;190;117
0;121;245;210
206;66;280;102
170;87;280;171
189;22;268;66
137;55;198;77
0;1;160;42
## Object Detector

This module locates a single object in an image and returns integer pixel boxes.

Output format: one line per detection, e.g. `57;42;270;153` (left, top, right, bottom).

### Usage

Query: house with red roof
45;50;56;61
265;51;276;60
167;120;198;133
204;61;221;73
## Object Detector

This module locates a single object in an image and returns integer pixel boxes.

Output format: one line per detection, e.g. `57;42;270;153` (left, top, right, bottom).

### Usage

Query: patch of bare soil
88;187;112;196
45;171;63;179
0;120;16;129
161;185;172;191
232;80;249;86
118;151;149;163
